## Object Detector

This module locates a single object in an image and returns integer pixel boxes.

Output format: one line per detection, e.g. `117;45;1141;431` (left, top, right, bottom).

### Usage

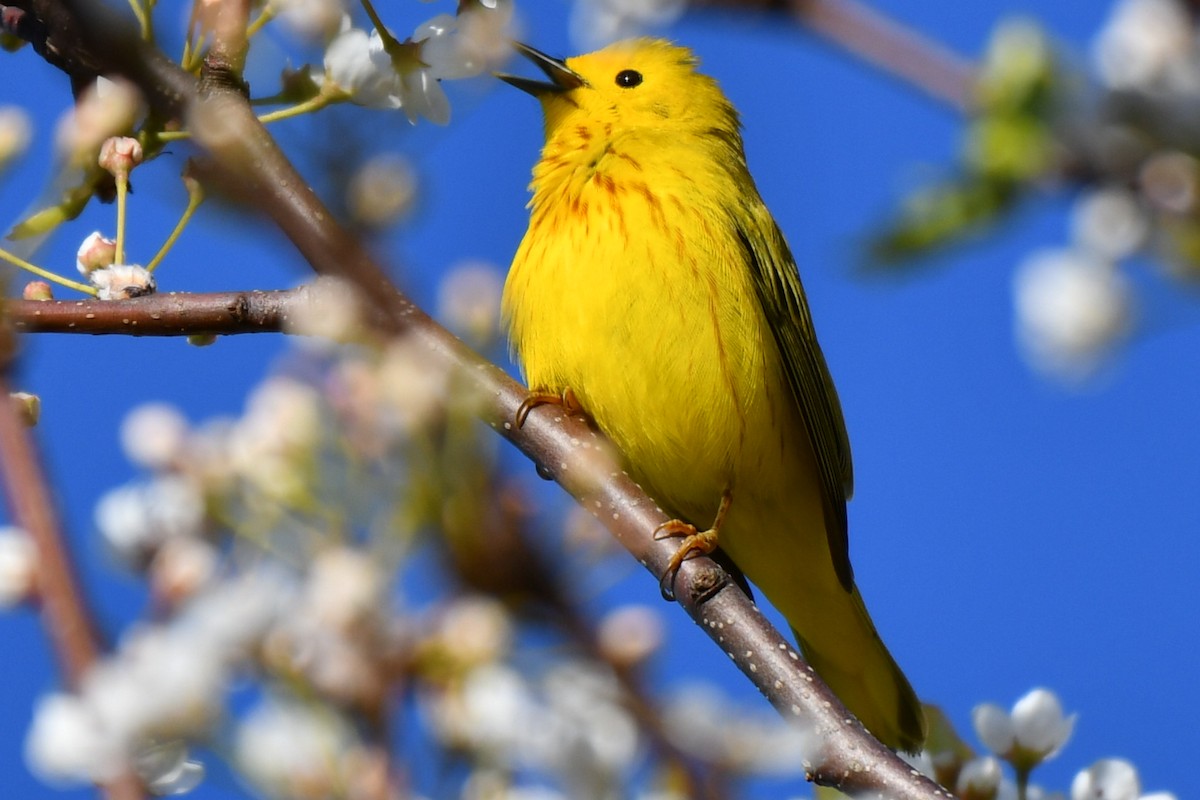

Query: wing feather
731;201;856;591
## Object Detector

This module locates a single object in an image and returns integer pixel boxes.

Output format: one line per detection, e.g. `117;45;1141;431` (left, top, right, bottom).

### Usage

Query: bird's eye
615;69;643;88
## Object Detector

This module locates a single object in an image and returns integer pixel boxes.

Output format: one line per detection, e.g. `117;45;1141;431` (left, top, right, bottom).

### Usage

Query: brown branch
6;289;302;335
0;371;143;799
696;0;978;110
24;2;952;797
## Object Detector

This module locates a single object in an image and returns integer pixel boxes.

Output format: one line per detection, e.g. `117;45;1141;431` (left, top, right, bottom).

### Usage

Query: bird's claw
654;520;720;601
515;386;584;428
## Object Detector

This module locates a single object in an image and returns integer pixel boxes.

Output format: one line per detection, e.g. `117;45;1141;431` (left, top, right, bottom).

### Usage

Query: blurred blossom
1072;758;1175;800
0;105;32;171
596;604;663;667
378;337;451;434
83;626;224;742
184;567;295;658
570;0;687;50
1071;188;1148;260
1072;759;1140;800
427;663;532;751
55;77;143;165
958;756;1004;800
95;477;205;566
149;537;218;608
0;526;36;607
120;402;190;470
90;264;157;300
1093;0;1194;90
435;595;513;667
1138;150;1198;214
541;662;639;780
973;688;1076;769
76;231;117;276
236;697;359;798
25;693;121;785
306;546;385;630
285;276;364;343
1013;248;1132;380
272;0;347;40
230;376;323;500
346;152;417;228
663;683;818;775
263;612;385;708
563;504;620;558
437;261;504;345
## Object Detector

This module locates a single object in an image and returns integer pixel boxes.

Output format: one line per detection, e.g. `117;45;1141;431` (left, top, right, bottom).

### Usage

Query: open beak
495;42;586;96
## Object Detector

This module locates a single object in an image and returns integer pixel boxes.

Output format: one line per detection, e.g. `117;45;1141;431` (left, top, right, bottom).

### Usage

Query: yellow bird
499;38;925;752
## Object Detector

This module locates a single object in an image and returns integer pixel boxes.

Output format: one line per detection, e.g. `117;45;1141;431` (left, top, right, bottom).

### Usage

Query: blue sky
2;1;1197;798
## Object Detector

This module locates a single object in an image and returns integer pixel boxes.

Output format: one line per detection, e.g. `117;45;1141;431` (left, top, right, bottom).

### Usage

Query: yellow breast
503;133;786;520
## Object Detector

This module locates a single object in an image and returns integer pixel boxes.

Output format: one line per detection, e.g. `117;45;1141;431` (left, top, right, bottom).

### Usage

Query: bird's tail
788;586;926;753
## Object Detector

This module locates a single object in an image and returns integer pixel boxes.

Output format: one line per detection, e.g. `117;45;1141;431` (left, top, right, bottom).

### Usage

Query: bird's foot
515;386;585;428
654;490;733;601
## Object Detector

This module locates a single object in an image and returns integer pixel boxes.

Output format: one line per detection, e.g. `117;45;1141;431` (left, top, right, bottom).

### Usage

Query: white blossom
95;477;205;565
236;697;359;797
437;261;504;345
1013;248;1132;380
272;0;347;40
1071;188;1148;260
570;0;687;50
55;77;143;165
120;403;190;470
90;264;157;300
596;604;663;667
973;688;1076;767
345;152;417;228
25;693;122;785
0;105;33;171
1093;0;1195;90
323;24;449;123
0;527;37;607
958;756;1004;798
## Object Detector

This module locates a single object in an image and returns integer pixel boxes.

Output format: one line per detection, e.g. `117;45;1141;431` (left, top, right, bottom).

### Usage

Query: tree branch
696;0;978;110
0;366;144;799
6;289;302;335
12;2;954;796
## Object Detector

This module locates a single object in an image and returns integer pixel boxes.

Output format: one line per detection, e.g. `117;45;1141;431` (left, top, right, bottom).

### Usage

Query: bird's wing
733;201;856;591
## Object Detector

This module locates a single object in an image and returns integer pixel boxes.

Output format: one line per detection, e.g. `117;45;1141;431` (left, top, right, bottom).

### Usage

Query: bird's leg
515;386;585;428
654;489;733;600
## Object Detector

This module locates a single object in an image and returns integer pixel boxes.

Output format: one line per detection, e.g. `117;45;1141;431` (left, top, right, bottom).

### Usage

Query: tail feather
790;587;925;753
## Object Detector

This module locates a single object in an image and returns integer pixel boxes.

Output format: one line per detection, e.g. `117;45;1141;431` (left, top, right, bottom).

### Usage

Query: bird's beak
495;42;586;96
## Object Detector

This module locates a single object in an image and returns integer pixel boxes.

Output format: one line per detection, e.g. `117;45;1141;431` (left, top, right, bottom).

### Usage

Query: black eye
615;69;643;88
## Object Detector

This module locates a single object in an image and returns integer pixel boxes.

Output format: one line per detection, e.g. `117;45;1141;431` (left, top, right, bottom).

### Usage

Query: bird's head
497;38;740;145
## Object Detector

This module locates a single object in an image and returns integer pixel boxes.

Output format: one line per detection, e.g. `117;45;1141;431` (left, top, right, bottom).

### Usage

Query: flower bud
22;281;52;301
98;136;144;179
76;232;118;276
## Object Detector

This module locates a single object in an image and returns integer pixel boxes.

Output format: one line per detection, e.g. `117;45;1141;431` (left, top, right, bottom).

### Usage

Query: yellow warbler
499;38;925;752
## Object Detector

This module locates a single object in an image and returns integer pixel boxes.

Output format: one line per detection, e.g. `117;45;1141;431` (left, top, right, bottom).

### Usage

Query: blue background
2;1;1196;797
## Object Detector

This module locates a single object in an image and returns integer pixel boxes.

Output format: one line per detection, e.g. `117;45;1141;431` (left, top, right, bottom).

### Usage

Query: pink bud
98;135;143;178
22;281;53;301
76;231;117;275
